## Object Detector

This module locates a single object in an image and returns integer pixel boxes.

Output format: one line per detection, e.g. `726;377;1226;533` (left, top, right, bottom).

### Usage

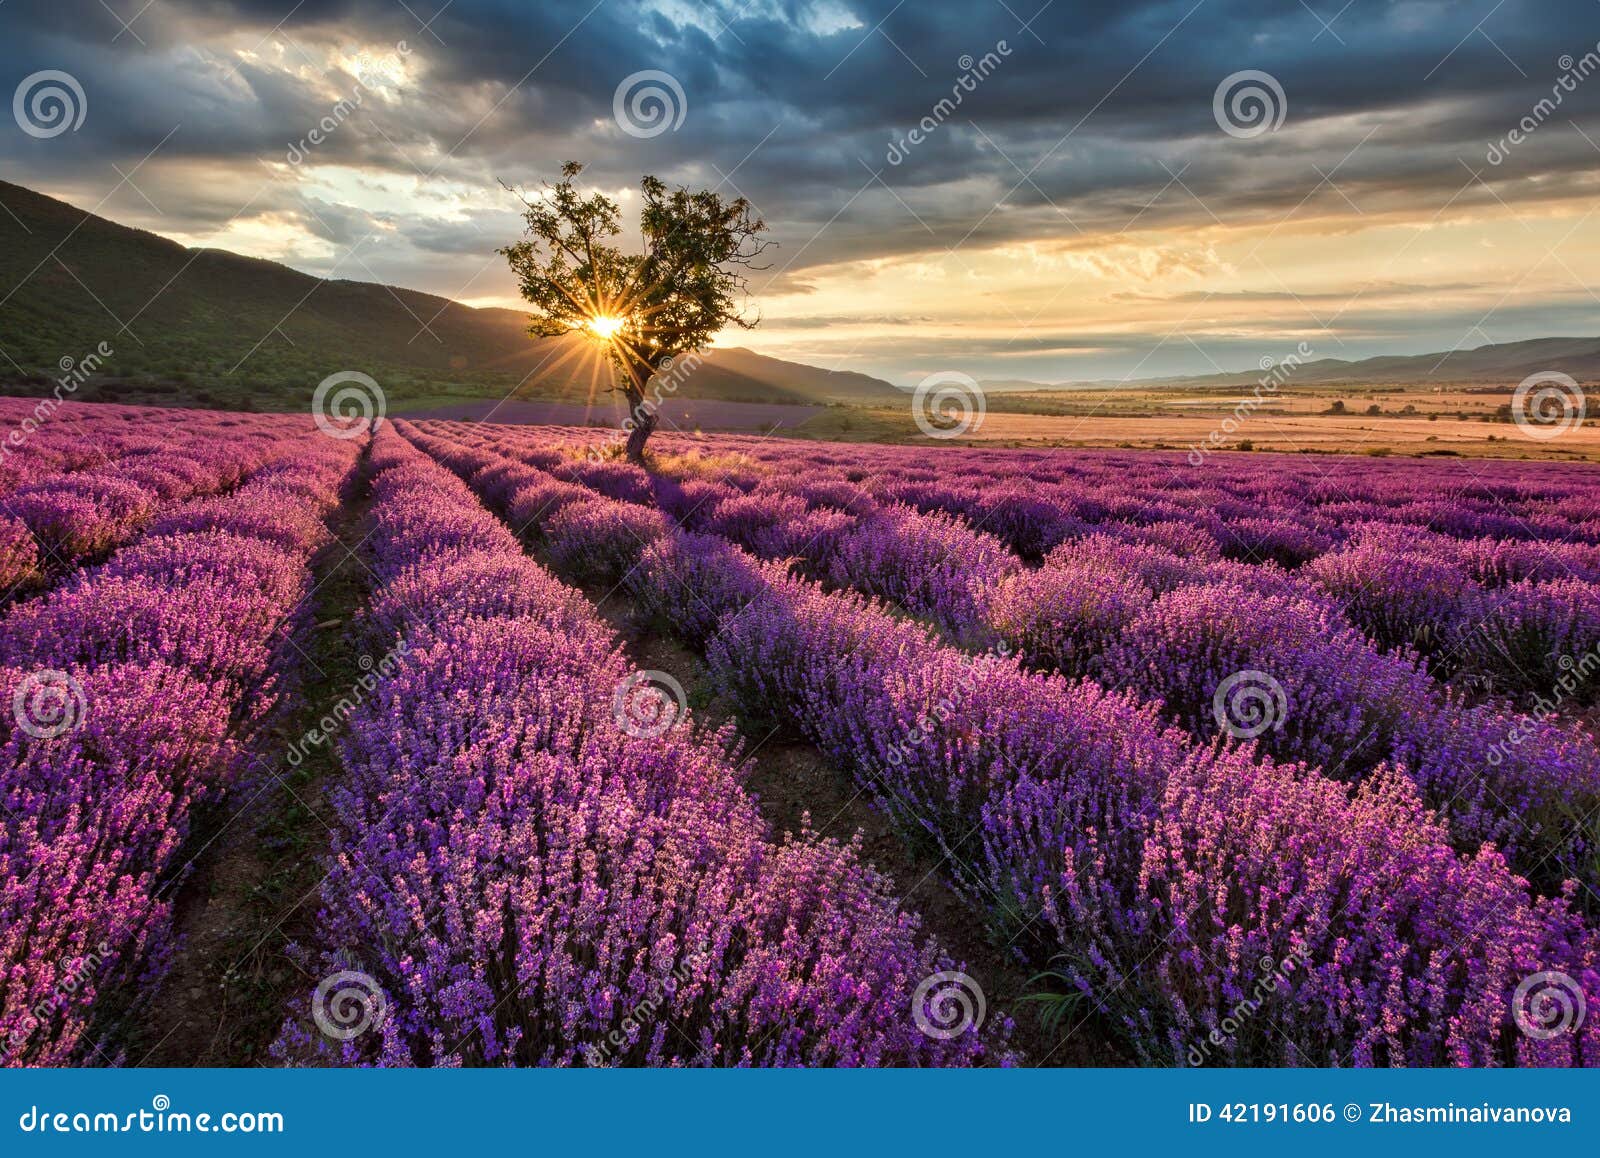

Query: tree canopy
500;162;770;460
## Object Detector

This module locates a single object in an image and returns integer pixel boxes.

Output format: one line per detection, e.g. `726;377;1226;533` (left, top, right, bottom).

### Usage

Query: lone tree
501;162;770;462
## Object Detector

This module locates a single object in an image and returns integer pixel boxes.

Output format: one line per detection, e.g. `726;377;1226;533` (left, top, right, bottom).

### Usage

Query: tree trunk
624;407;657;463
620;355;663;465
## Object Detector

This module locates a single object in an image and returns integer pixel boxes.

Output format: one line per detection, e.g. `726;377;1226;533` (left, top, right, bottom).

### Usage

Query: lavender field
4;397;1598;1069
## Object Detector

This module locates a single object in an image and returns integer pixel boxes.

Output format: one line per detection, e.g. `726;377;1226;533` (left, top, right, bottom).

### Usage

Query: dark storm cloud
2;0;1598;358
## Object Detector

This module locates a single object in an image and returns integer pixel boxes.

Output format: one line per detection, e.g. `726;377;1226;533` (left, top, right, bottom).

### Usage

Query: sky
2;0;1599;384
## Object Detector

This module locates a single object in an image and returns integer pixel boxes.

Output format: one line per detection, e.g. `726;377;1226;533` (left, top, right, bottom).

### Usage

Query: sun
585;314;627;340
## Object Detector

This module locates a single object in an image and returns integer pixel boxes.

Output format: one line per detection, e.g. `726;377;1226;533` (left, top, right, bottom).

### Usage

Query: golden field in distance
796;382;1600;462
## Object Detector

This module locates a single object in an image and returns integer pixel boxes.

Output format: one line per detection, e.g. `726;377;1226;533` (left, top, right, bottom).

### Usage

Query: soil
582;580;1113;1067
132;460;376;1065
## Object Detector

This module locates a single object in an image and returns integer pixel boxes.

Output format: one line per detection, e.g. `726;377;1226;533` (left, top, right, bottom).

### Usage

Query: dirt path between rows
133;458;376;1066
579;577;1109;1066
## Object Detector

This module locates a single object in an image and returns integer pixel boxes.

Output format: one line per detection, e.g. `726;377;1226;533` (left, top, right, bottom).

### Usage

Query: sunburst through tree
500;161;771;462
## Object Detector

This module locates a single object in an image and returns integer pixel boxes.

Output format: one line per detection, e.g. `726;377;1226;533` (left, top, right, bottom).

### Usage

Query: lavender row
695;439;1600;706
668;431;1600;548
0;429;358;1065
437;422;1600;712
275;425;1001;1067
406;421;1599;1068
439;426;1600;894
0;411;322;596
0;399;209;498
0;401;280;501
0;408;204;580
489;421;1600;558
815;513;1600;895
707;491;1600;896
551;427;1598;701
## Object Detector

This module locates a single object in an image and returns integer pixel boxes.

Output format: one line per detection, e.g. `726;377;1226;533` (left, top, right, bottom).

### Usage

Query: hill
0;180;901;410
983;337;1600;394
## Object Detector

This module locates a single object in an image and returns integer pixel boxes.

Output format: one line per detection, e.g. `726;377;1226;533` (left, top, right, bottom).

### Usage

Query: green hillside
0;181;900;411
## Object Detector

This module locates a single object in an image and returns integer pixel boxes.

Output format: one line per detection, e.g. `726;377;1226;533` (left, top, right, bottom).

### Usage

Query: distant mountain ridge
0;180;902;407
983;337;1600;393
